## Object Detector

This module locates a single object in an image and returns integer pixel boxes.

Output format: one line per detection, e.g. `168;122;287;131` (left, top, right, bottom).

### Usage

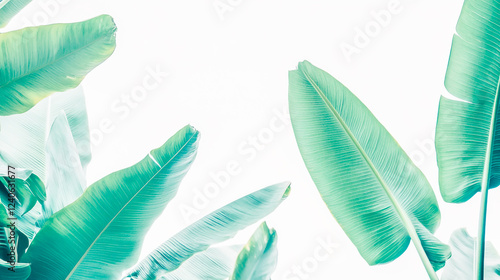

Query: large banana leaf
289;61;450;278
435;0;500;276
155;246;242;280
22;125;200;280
125;182;291;280
442;229;500;280
0;0;32;28
37;112;85;227
230;222;278;280
436;0;500;203
0;14;116;116
0;87;91;183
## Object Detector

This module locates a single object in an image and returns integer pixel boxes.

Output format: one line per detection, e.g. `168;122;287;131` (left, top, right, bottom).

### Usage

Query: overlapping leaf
23;125;200;279
0;87;91;183
125;182;290;280
155;246;241;280
230;222;278;280
0;0;32;28
0;15;116;115
37;112;85;228
442;229;500;279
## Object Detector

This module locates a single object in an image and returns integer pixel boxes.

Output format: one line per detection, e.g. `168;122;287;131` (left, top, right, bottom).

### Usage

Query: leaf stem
475;75;500;280
475;184;488;280
408;232;439;280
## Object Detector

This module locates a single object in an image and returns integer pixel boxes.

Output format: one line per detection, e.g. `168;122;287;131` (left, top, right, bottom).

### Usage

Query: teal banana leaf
442;229;500;279
0;0;32;28
435;0;500;276
230;222;278;280
0;202;8;226
0;155;45;204
436;0;500;203
0;185;40;240
0;260;30;280
0;161;43;239
125;181;291;280
155;246;241;280
0;228;31;280
0;87;92;183
22;125;200;280
37;112;85;227
0;14;116;116
0;228;29;261
289;61;449;278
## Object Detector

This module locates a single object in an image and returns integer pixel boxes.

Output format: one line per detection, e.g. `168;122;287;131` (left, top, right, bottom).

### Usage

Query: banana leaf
289;60;450;279
0;15;116;115
23;125;200;279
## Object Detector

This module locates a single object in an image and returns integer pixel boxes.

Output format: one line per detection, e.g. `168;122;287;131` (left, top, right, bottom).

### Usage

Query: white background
7;0;499;279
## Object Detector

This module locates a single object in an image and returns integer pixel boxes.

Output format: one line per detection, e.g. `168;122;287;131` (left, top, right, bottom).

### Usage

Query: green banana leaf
0;202;8;227
0;228;29;261
230;222;278;280
0;260;30;280
0;14;116;116
154;246;242;280
289;60;450;278
22;125;200;279
0;227;31;280
0;87;91;183
37;112;85;227
0;154;46;205
441;229;500;279
125;181;291;280
435;0;500;276
0;0;32;28
0;184;40;240
0;163;43;239
436;0;500;203
0;154;45;206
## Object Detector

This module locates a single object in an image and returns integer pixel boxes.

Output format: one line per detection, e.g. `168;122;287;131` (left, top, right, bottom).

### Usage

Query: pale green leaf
22;125;200;280
436;0;500;203
154;246;241;280
289;61;449;274
0;87;92;183
0;0;32;28
442;229;500;279
230;222;278;280
0;14;116;115
125;182;291;280
435;0;500;276
37;112;85;228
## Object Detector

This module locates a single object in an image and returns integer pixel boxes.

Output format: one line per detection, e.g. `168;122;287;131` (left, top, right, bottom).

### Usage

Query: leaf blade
289;61;449;273
126;182;290;280
0;15;116;115
23;125;200;280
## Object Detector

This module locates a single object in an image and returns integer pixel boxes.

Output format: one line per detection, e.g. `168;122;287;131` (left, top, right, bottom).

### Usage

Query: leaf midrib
0;0;11;10
0;25;114;91
64;131;198;279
